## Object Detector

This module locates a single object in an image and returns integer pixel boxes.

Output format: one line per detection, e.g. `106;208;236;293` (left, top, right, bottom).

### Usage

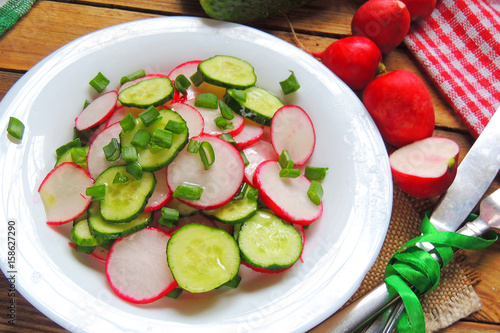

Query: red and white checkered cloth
404;0;500;138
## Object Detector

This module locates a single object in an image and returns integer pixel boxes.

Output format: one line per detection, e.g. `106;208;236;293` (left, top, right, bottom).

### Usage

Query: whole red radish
390;137;459;198
400;0;437;21
363;70;435;147
314;36;383;91
351;0;411;54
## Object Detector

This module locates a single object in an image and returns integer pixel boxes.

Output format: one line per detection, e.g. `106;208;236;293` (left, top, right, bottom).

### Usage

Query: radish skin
145;168;172;212
232;119;264;150
167;102;204;138
241;140;279;186
87;123;126;179
75;91;118;131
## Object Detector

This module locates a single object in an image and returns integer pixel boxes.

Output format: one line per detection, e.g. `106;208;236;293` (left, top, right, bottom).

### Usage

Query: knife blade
325;106;500;333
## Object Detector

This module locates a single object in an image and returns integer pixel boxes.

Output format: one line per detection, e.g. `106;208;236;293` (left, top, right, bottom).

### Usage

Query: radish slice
105;105;130;127
168;102;204;138
241;140;279;186
188;101;245;137
75;91;118;131
87;123;126;179
166;135;245;210
87;122;107;145
233;119;264;150
38;162;93;225
271;105;316;165
145;168;172;212
105;227;177;304
253;160;323;225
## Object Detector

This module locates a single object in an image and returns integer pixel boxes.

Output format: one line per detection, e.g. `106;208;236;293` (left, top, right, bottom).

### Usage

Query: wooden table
1;0;498;332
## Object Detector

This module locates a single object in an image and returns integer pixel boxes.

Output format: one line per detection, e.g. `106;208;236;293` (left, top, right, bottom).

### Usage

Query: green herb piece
120;69;146;85
131;129;151;149
199;141;215;170
279;70;300;95
219;99;234;120
164;120;186;134
150;128;173;149
56;138;81;157
103;138;120;161
139;106;161;127
113;172;129;184
89;72;110;93
126;161;143;180
278;150;294;169
279;168;301;178
307;180;323;206
173;183;204;200
187;139;200;153
7;117;25;140
304;166;329;181
174;74;191;95
195;93;219;109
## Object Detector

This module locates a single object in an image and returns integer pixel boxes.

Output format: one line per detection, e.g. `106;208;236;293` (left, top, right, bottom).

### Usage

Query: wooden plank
442;320;500;332
0;72;22;100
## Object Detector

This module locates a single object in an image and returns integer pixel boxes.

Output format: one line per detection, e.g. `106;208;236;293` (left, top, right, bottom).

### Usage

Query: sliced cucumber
238;210;302;271
224;86;284;126
203;183;257;224
120;108;189;171
70;219;103;247
118;77;175;108
165;198;199;217
87;202;152;239
167;224;240;293
94;165;156;223
197;55;256;89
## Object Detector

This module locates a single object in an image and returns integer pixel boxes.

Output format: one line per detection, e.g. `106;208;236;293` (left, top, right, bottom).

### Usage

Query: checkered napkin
0;0;36;36
404;0;500;138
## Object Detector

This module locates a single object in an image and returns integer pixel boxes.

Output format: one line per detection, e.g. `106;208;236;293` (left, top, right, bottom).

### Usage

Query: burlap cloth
335;184;481;332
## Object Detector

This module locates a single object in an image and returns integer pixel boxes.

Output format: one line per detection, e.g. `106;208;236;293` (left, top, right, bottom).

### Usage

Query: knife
325;105;500;333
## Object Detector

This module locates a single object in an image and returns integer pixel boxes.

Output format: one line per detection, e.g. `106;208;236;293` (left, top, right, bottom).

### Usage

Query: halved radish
145;168;172;212
233;119;264;150
166;135;245;210
241;140;279;186
105;227;177;304
38;162;93;225
87;123;126;179
168;102;204;138
75;91;118;131
253;160;323;225
188;101;245;137
271;105;315;166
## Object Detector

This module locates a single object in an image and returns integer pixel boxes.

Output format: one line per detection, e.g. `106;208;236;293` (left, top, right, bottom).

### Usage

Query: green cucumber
197;55;256;89
167;224;240;293
87;202;152;239
224;86;284;126
165;198;199;217
203;183;257;224
238;210;302;271
120;108;189;171
118;77;175;108
70;219;103;247
94;165;156;223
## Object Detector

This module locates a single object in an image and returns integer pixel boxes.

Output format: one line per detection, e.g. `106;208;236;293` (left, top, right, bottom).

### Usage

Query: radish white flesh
241;140;279;186
87;123;126;179
145;168;172;212
168;102;204;138
105;105;131;128
75;91;118;131
166;135;245;210
105;227;177;304
271;105;316;166
233;119;264;150
188;101;245;137
38;162;93;225
254;160;323;225
87;122;107;145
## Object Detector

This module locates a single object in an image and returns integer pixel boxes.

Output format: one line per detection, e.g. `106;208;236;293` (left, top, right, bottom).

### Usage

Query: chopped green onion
187;139;200;153
164;120;186;134
113;172;129;184
307;180;323;206
219;133;236;146
173;183;203;200
195;93;219;109
166;288;183;299
131;129;151;149
279;70;300;95
56;138;81;157
120;113;136;133
86;185;105;202
158;207;180;227
89;72;110;93
174;74;191;95
103;138;120;161
83;99;92;109
233;182;249;201
218;100;234;120
232;89;247;102
246;187;259;201
279;168;301;178
120;69;146;85
199;141;215;170
304;166;329;181
126;161;143;180
121;146;138;162
70;147;88;165
240;151;250;166
73;127;93;146
7;117;25;140
215;117;234;130
150;128;173;149
139;106;160;127
190;71;204;87
278;150;294;169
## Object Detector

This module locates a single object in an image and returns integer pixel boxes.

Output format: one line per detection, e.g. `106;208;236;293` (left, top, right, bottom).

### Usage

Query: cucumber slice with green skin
70;219;104;247
167;224;240;293
164;198;199;217
203;183;258;224
224;86;284;126
238;210;303;271
120;108;189;171
118;77;175;108
87;202;152;239
94;165;156;223
197;55;256;89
